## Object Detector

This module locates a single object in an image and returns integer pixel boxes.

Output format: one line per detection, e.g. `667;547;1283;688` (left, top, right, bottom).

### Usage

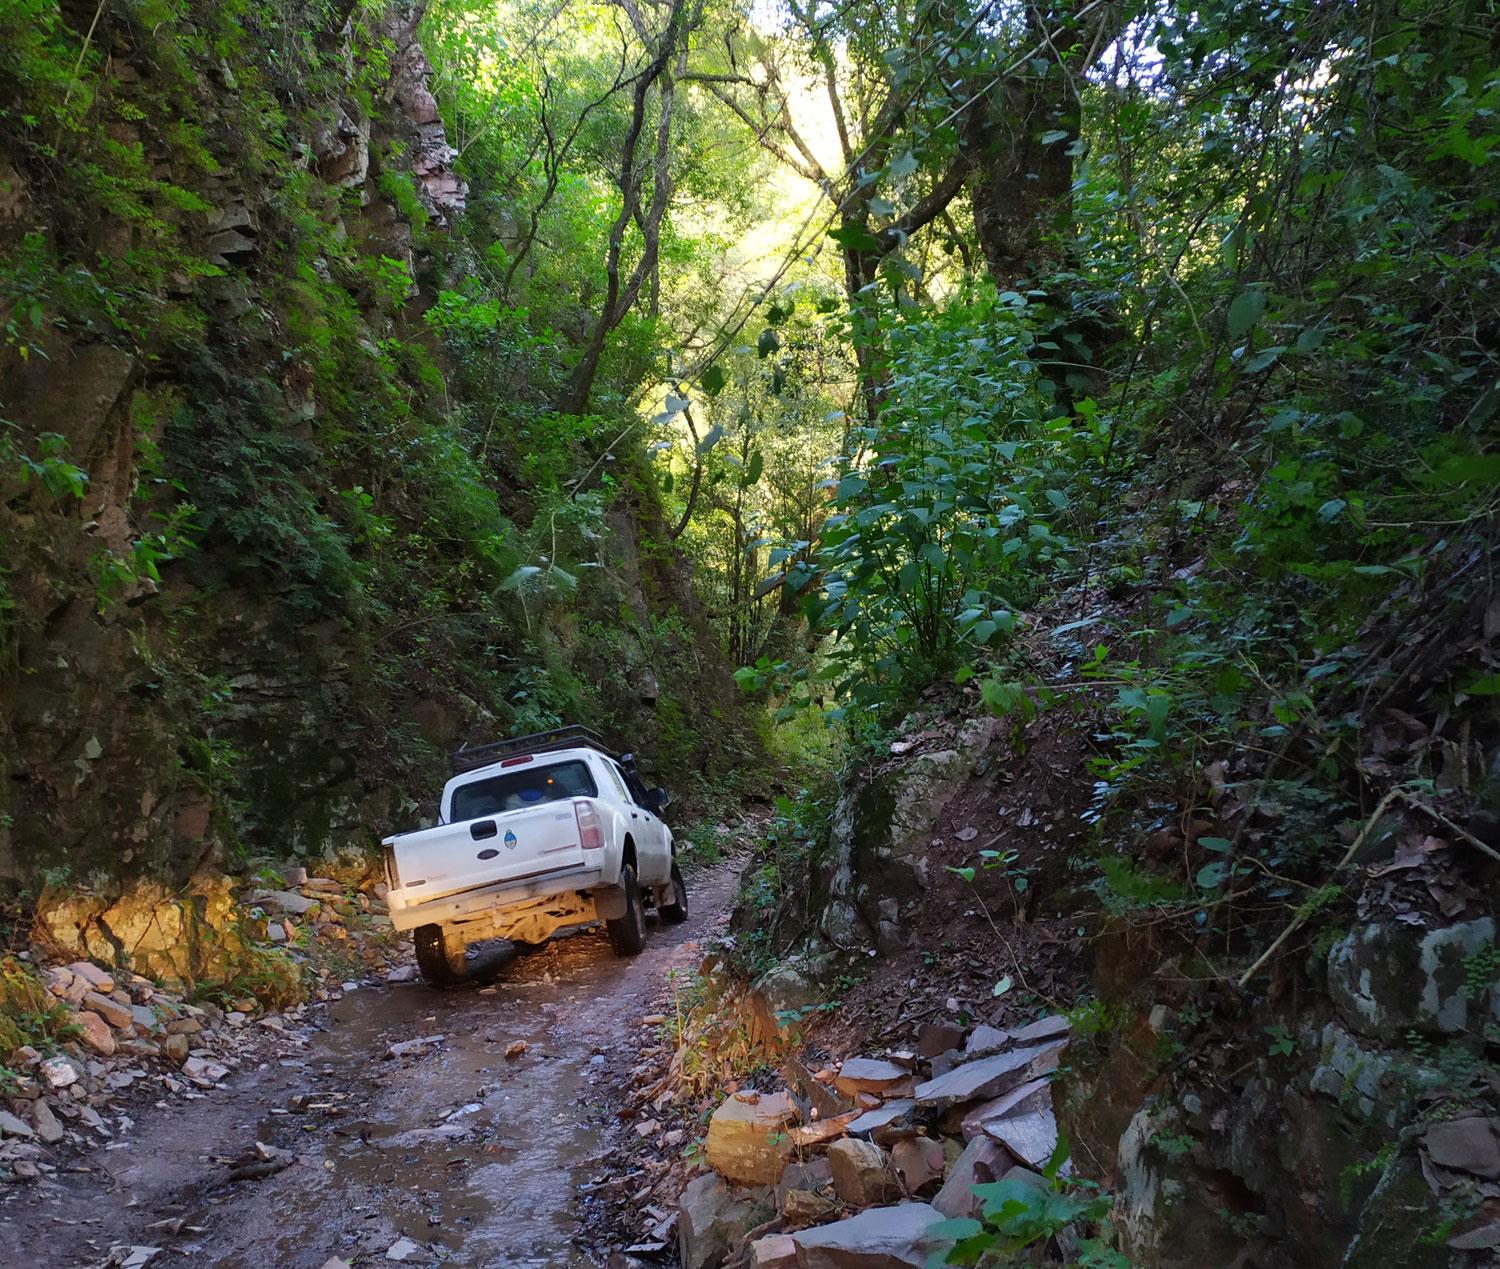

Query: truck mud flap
593;884;627;920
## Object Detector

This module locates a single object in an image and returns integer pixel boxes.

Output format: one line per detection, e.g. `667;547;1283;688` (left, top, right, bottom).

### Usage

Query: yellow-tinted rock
705;1090;798;1185
74;1010;115;1055
827;1137;901;1206
34;873;302;1006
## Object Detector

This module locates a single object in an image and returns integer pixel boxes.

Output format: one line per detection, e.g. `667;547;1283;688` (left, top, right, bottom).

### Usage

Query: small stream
2;864;738;1268
234;944;606;1266
170;863;737;1268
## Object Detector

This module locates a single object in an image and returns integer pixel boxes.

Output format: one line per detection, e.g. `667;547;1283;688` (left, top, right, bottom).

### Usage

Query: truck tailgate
388;803;585;902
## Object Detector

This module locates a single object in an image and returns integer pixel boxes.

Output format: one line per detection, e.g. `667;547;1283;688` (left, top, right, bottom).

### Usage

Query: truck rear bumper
388;862;605;932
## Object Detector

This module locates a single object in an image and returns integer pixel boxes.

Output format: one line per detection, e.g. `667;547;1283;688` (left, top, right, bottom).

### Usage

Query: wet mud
2;862;740;1268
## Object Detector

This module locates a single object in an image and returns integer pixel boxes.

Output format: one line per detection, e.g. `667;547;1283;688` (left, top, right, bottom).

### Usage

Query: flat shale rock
958;1078;1052;1141
834;1058;912;1098
792;1202;945;1268
913;1041;1063;1111
982;1107;1058;1169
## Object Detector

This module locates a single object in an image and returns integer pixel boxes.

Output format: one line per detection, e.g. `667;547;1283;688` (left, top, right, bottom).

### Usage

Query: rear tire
414;924;465;987
659;862;688;924
606;865;646;956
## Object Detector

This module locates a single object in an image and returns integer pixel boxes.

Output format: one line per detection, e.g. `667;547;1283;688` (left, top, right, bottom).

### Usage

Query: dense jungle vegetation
0;0;1495;971
0;0;1495;970
0;0;1498;1260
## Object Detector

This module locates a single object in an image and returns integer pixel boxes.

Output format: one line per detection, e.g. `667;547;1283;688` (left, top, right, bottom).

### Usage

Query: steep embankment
714;585;1499;1265
0;1;749;933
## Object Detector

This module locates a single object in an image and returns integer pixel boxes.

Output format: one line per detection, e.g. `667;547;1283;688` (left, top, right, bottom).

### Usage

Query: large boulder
32;874;300;1004
814;721;997;954
1326;918;1495;1042
705;1091;799;1186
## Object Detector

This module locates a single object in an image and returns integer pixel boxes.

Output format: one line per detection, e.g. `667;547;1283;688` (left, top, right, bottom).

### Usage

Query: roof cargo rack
449;725;622;775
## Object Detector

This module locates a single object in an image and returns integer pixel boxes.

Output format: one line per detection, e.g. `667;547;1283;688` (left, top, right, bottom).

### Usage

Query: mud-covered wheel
606;865;647;956
659;861;688;925
414;923;466;986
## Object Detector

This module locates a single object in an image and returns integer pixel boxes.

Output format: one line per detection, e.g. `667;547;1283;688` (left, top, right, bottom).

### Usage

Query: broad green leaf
1227;289;1267;339
700;364;727;396
886;151;919;181
1196;861;1228;888
1428;453;1500;486
1243;345;1285;373
828;222;882;253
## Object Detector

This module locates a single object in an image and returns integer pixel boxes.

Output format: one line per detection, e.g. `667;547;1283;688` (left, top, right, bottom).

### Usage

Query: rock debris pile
0;957;310;1186
676;1013;1073;1269
3;867;411;1190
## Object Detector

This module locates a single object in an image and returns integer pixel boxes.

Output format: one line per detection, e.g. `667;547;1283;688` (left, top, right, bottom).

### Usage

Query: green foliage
947;847;1034;908
928;1138;1124;1266
1340;1142;1399;1208
1266;1026;1296;1058
1;428;88;498
1463;944;1499;1003
376;166;430;228
1093;856;1188;916
0;956;80;1063
811;286;1066;708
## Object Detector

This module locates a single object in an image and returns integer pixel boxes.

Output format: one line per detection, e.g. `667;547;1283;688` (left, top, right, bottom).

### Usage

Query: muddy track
3;862;742;1268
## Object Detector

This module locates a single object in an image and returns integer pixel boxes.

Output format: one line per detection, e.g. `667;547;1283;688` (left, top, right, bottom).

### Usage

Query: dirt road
2;863;741;1268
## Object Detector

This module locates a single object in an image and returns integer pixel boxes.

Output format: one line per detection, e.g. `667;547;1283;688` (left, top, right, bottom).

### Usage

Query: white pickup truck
382;727;686;985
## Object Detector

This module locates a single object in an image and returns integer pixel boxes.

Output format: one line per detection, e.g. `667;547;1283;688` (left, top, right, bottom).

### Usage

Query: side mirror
646;786;671;813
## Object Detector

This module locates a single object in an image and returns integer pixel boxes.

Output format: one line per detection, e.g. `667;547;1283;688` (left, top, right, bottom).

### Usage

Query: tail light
574;799;604;850
383;843;401;889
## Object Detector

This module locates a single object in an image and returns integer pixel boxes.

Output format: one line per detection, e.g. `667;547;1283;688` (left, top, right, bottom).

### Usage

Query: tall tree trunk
560;0;688;416
967;0;1119;413
969;3;1088;289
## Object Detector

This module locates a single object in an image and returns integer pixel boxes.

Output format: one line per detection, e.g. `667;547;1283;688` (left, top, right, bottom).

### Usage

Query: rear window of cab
450;760;598;822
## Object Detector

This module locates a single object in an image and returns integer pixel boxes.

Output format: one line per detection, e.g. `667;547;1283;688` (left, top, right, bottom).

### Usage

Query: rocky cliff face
0;0;745;902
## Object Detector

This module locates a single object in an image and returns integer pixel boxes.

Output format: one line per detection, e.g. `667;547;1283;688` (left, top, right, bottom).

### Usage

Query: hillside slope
0;0;752;903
